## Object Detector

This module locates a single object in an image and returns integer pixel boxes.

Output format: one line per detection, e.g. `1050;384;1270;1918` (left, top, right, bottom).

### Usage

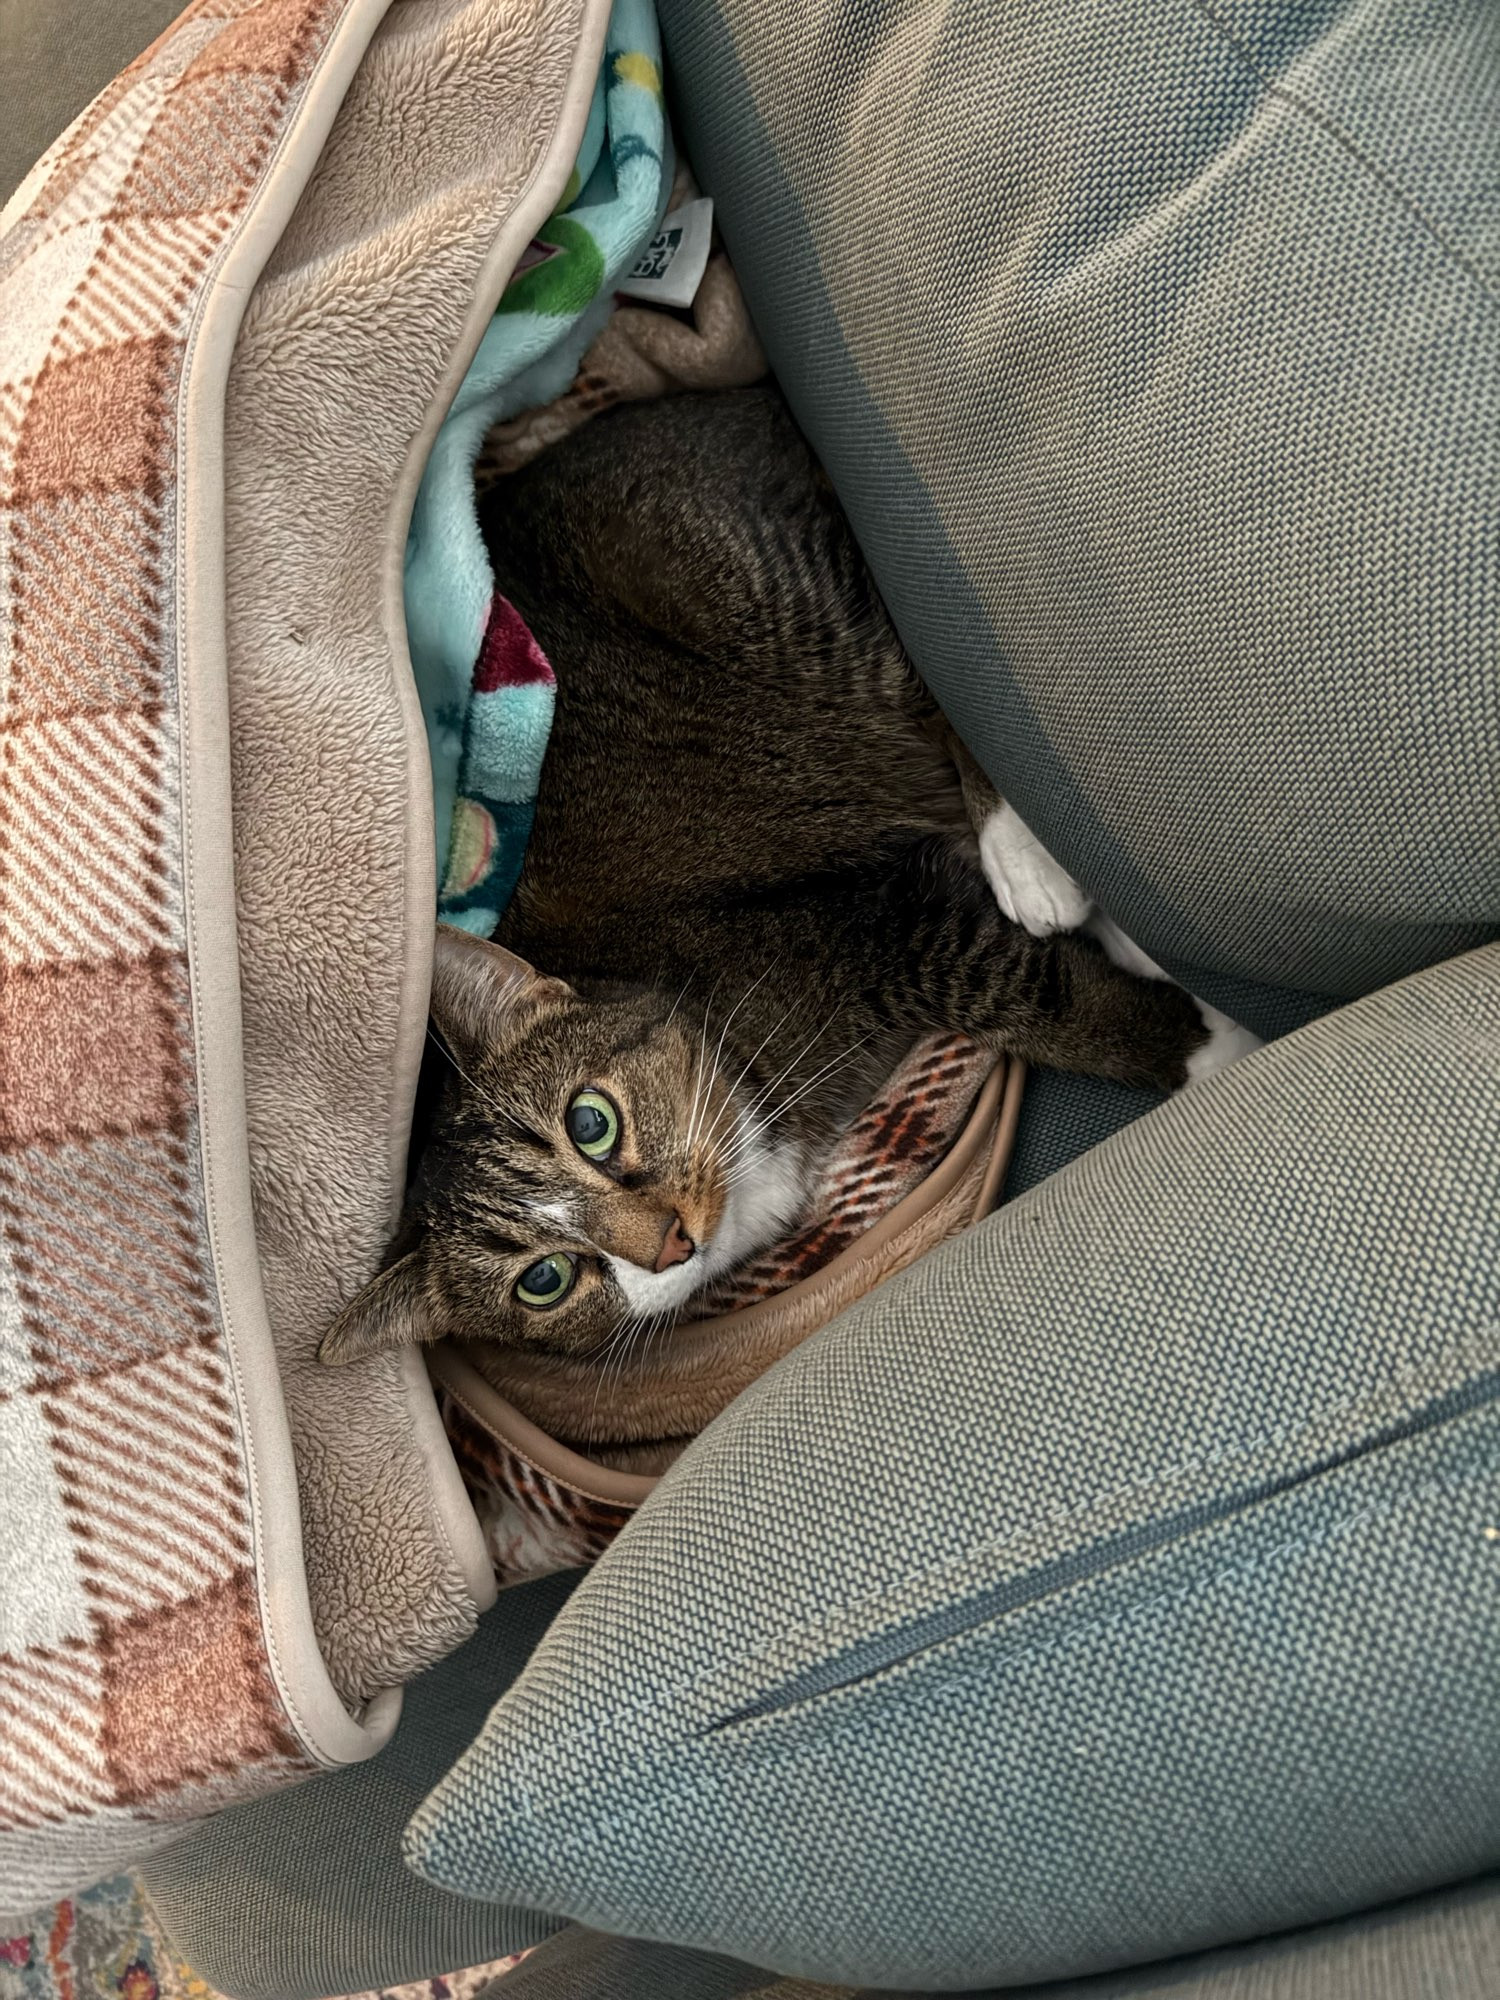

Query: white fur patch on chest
605;1110;809;1319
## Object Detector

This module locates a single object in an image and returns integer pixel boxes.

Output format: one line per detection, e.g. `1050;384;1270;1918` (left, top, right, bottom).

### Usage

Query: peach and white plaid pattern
0;0;354;1913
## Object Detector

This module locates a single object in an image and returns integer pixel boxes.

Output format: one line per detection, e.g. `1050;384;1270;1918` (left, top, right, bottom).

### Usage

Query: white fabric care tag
615;196;714;309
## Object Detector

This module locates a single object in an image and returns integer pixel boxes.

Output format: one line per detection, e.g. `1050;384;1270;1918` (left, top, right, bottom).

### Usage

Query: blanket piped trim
0;0;355;1915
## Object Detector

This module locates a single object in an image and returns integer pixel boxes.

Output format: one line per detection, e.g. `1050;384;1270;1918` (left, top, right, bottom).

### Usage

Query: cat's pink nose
654;1215;695;1272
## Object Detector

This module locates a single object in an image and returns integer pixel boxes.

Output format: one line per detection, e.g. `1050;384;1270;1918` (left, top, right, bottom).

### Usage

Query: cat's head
318;926;805;1364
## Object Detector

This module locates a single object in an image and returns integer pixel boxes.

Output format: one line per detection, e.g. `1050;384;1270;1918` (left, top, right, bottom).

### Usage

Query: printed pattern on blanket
0;0;356;1915
407;0;669;941
473;163;768;483
442;1034;992;1586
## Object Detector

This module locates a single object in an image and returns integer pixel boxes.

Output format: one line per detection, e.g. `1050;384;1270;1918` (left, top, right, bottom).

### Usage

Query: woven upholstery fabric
481;1876;1500;2000
406;946;1500;1988
658;0;1498;1026
1001;1070;1166;1204
0;0;373;1917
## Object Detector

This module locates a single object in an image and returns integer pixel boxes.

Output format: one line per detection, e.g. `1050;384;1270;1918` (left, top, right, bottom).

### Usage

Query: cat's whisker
688;993;727;1156
706;1004;794;1144
751;1033;877;1137
661;973;693;1031
707;1018;836;1169
587;1302;646;1435
715;1032;876;1177
696;958;780;1151
682;985;721;1161
735;1024;870;1132
583;1298;635;1358
598;1299;673;1425
424;1024;514;1123
697;978;788;1158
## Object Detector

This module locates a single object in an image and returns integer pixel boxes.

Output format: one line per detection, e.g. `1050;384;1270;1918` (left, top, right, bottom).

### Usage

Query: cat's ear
319;1250;428;1365
430;923;575;1067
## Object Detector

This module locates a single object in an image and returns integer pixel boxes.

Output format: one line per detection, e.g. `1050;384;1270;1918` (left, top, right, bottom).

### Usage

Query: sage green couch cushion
406;947;1500;1988
657;0;1498;1031
477;1878;1500;2000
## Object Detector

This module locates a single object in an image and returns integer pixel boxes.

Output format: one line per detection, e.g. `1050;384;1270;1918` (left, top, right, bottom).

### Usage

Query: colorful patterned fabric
406;0;669;938
472;162;769;484
440;1033;994;1585
0;1875;167;2000
438;599;556;930
0;0;366;1918
0;1871;528;2000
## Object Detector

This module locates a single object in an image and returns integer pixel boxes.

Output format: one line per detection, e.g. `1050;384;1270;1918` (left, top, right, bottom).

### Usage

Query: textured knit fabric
658;0;1499;1027
1000;1070;1166;1204
404;0;668;938
140;1576;577;2000
406;946;1500;1989
480;1878;1500;2000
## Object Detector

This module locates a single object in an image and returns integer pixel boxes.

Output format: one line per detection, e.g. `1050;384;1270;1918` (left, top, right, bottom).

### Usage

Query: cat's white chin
604;1110;809;1320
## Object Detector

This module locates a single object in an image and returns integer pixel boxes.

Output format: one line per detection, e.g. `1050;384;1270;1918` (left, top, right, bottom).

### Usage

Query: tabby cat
321;388;1250;1365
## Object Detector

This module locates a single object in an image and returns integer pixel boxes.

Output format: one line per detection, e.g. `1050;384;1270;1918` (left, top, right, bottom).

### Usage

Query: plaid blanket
0;0;368;1919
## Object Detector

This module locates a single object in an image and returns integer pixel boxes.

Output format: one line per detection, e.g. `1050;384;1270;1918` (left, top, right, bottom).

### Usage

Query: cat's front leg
1087;912;1263;1081
977;801;1093;937
975;806;1263;1083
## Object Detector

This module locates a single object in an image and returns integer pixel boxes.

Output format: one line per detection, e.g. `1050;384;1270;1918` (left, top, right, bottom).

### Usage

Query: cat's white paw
1088;908;1262;1086
1184;1004;1264;1085
979;802;1092;938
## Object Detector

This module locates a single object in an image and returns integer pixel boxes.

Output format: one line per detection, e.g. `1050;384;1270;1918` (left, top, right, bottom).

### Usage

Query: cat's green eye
514;1252;576;1309
566;1087;621;1161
